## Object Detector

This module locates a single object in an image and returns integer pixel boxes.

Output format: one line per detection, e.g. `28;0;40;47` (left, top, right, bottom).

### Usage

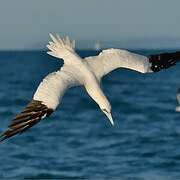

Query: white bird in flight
1;34;180;141
176;88;180;112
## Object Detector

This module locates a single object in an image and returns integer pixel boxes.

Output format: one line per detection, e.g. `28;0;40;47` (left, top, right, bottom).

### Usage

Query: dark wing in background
0;100;53;142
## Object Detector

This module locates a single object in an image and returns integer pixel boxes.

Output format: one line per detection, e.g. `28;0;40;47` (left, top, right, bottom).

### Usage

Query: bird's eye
102;109;108;113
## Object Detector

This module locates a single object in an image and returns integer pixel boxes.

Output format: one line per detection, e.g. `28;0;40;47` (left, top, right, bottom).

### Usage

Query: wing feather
1;69;79;141
85;49;180;80
0;100;53;141
47;34;80;64
85;49;152;80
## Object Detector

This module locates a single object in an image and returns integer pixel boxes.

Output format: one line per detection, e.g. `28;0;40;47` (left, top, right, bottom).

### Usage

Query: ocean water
0;50;180;179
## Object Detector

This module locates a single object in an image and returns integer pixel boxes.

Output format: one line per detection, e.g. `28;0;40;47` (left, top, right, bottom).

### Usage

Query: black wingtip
0;100;54;142
149;51;180;72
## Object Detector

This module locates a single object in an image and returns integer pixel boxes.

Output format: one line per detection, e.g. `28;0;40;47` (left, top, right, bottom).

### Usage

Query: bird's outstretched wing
0;70;78;141
85;49;180;80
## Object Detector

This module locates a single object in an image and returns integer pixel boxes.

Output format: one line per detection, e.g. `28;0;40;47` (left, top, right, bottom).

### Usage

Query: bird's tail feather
47;33;75;60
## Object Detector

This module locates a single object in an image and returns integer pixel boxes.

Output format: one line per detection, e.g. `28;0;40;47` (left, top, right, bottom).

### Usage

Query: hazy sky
0;0;180;49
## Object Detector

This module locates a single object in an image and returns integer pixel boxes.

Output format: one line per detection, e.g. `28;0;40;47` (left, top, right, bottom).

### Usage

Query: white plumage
33;70;78;110
34;34;155;124
34;34;111;115
33;34;157;125
1;33;180;141
85;48;152;81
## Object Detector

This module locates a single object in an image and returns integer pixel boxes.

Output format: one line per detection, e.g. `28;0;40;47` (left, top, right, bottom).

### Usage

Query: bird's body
34;43;109;112
1;34;180;141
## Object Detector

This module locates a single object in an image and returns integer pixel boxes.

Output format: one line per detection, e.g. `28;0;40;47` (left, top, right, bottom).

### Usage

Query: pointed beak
104;111;114;126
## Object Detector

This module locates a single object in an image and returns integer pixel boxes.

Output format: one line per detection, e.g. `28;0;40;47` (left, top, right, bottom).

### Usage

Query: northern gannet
1;34;180;141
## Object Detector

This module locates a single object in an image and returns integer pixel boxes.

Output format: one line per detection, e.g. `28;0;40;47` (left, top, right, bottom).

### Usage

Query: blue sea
0;50;180;179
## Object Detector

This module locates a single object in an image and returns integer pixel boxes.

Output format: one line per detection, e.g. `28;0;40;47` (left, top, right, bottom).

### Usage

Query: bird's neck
85;79;110;108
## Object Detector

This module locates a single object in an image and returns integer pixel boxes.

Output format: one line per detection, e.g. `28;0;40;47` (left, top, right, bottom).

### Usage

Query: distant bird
176;88;180;112
1;34;180;141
